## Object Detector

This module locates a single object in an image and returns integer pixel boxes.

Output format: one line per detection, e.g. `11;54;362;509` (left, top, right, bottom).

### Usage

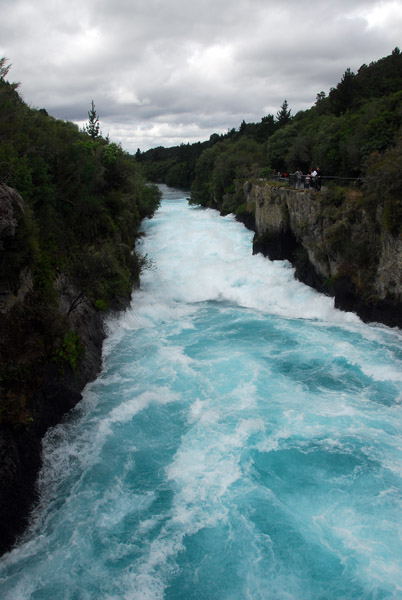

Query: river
1;185;402;599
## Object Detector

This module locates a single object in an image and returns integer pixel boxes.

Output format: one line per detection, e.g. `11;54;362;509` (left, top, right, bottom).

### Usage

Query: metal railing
267;175;361;190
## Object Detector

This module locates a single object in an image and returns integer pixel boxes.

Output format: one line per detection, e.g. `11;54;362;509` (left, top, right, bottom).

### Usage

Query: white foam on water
105;387;181;426
114;197;364;331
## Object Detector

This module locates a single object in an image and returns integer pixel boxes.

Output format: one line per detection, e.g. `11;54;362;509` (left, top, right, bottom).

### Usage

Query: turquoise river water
1;185;402;599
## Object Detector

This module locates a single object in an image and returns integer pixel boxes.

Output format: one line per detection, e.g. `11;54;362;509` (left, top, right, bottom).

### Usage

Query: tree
0;57;19;91
314;91;328;116
315;91;326;104
364;134;402;235
276;100;291;127
266;124;297;172
328;68;357;115
0;57;11;81
254;114;276;142
85;100;100;140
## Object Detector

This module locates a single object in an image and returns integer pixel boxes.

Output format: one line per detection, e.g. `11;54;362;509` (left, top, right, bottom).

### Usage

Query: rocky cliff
0;291;105;554
244;180;402;328
0;185;121;554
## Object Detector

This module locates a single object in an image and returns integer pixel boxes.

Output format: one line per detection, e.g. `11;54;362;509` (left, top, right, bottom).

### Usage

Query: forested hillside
0;59;161;550
0;63;160;306
139;48;402;231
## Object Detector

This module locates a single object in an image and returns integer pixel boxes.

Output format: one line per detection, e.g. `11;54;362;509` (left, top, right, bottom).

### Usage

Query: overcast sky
1;0;401;153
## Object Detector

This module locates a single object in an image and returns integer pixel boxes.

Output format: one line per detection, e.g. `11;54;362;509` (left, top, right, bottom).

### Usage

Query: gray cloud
1;0;401;151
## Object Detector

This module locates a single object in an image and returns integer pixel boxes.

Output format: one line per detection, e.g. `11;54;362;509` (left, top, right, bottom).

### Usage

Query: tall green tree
328;68;358;115
276;99;291;127
85;100;100;140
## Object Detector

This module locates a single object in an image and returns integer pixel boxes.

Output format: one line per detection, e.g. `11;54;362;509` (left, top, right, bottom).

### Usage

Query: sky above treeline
1;0;401;153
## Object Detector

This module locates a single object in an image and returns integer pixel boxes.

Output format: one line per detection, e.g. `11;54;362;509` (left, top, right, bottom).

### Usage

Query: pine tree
85;100;100;140
276;99;291;127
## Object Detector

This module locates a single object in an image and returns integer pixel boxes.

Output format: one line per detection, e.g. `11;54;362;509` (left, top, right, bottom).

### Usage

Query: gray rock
246;180;402;327
0;184;24;244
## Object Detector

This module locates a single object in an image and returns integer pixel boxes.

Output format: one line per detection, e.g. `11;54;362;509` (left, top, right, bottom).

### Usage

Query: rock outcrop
0;276;106;555
245;180;402;328
0;185;32;313
0;184;24;242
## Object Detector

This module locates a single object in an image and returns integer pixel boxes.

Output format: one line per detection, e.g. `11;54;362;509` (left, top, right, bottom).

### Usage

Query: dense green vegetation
139;48;402;231
0;59;160;427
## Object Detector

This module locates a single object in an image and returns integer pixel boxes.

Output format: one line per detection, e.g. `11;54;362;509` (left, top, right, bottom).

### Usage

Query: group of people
293;167;323;191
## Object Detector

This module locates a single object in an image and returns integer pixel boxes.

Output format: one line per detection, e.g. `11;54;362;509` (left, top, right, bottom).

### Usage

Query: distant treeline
138;48;402;230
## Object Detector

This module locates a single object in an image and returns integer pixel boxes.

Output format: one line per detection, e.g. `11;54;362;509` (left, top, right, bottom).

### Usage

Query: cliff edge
245;180;402;328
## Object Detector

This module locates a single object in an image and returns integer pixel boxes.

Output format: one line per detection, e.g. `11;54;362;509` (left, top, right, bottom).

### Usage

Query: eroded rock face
0;185;33;313
377;232;402;300
246;180;402;327
0;184;24;243
0;288;106;555
54;274;106;389
0;267;33;314
0;185;107;555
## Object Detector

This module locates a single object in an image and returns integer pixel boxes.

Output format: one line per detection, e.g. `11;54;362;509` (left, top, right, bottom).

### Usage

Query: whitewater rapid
1;185;401;600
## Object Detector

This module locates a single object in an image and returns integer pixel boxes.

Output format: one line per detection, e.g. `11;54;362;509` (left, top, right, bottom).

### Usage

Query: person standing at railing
311;168;317;190
315;166;323;191
304;171;311;190
294;168;303;189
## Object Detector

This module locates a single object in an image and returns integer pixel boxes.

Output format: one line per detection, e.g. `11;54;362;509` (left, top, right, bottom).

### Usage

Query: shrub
54;330;85;373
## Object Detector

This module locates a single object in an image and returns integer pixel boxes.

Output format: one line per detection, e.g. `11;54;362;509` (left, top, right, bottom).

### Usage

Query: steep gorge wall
0;185;121;554
0;277;107;554
244;180;402;328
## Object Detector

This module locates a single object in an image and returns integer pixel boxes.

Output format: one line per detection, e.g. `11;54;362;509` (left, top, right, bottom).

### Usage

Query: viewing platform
267;174;361;191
